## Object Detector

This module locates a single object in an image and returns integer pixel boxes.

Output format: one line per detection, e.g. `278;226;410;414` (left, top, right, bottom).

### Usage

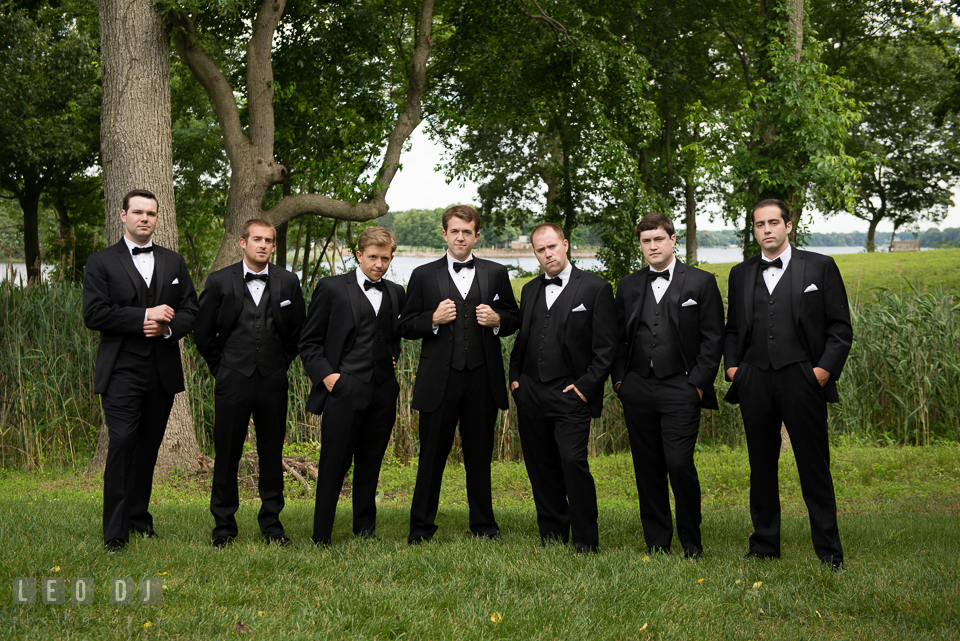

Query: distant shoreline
394;248;598;258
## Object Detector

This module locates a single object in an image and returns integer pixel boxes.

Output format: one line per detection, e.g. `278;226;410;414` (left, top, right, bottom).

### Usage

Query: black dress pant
514;373;599;551
101;350;174;543
210;365;289;540
313;373;399;544
409;365;499;542
618;370;703;554
735;361;843;563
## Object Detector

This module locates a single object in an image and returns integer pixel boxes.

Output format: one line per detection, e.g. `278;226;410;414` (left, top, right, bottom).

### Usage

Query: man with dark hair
193;218;306;549
509;223;616;553
300;227;406;545
612;213;723;559
399;205;519;544
83;189;198;551
724;199;852;570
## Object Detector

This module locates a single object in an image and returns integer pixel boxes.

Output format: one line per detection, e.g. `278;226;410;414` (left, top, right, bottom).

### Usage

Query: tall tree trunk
684;175;697;264
93;0;201;477
866;216;881;252
17;182;42;282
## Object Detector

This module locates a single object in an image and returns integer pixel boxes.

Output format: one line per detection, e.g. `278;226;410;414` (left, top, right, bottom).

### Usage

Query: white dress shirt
356;267;384;315
761;245;792;295
124;236;154;287
447;252;477;299
544;262;574;310
649;256;677;304
243;263;268;306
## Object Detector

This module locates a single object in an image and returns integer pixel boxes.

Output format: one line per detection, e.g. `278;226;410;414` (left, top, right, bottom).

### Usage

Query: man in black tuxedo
300;227;406;545
509;223;617;553
83;189;198;551
724;199;852;570
193;219;306;549
399;205;519;544
612;213;724;559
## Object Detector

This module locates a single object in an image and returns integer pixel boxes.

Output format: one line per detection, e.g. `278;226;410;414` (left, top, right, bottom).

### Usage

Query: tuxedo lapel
790;249;805;328
666;261;685;336
626;269;649;339
475;258;490;303
520;278;544;353
345;274;363;327
386;280;400;331
267;264;286;333
435;257;450;302
230;263;245;327
153;246;167;301
116;241;147;304
557;267;583;338
743;258;760;334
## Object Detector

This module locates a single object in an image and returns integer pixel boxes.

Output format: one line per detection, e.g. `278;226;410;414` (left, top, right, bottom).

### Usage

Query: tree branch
168;12;248;169
247;0;285;154
265;193;387;226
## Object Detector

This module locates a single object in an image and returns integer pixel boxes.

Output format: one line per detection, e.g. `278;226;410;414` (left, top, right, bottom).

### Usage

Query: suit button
769;311;774;316
769;300;773;305
769;335;774;339
769;323;773;328
652;332;657;336
655;311;660;316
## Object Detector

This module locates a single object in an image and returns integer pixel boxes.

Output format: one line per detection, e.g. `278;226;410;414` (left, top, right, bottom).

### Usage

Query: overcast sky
387;125;960;234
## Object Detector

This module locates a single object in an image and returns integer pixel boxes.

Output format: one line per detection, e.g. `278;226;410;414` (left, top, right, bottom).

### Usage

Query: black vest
449;272;485;371
221;285;285;377
523;283;573;382
122;265;158;356
339;289;394;384
742;263;807;370
630;285;685;378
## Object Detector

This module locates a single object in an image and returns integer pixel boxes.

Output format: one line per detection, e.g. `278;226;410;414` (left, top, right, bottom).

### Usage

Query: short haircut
357;226;397;254
122;189;158;212
241;218;277;240
752;198;791;224
530;222;565;242
442;205;481;232
636;213;676;239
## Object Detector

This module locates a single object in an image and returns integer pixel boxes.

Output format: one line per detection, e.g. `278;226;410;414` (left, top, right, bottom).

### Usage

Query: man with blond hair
300;227;406;545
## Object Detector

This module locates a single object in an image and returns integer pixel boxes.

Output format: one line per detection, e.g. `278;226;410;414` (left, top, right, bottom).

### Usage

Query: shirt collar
243;262;269;278
355;266;381;288
649;256;677;279
446;252;475;269
762;244;792;270
123;236;153;255
546;261;574;284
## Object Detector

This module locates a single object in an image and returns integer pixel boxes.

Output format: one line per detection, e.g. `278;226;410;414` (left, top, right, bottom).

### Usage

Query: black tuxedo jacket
299;271;406;414
508;266;617;418
192;261;306;375
398;256;519;413
723;248;852;404
83;239;198;395
612;261;724;410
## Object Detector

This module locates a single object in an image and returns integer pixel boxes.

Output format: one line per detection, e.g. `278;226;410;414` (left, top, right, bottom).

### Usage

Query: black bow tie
364;279;385;291
245;272;268;282
544;276;563;288
131;245;153;255
453;259;475;273
760;257;783;271
648;270;670;282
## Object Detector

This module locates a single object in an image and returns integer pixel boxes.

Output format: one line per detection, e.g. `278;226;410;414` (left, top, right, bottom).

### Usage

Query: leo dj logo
12;577;162;605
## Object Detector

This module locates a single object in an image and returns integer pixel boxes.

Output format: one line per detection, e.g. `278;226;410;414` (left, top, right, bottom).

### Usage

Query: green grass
3;444;959;639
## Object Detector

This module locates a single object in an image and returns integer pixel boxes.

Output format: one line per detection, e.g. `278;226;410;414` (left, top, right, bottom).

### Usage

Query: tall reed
2;278;958;470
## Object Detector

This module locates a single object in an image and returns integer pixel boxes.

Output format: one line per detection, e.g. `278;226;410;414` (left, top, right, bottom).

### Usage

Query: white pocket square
493;293;500;301
572;303;587;312
171;278;179;285
280;300;291;307
681;299;698;307
803;283;819;293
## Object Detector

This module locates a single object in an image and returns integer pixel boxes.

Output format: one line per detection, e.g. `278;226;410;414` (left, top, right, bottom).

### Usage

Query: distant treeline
687;228;960;248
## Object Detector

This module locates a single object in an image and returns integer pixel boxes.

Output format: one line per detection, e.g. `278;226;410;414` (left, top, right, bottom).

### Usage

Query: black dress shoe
212;536;233;550
312;536;330;547
742;550;780;561
684;549;704;560
408;535;431;546
265;534;291;547
648;545;671;556
574;543;599;554
132;528;156;539
821;556;845;572
104;539;126;552
473;531;501;541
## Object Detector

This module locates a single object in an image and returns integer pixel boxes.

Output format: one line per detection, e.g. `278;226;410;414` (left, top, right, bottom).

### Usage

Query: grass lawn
3;444;959;639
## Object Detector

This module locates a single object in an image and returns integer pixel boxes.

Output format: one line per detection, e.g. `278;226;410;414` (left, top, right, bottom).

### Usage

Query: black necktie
760;257;783;271
453;259;475;273
245;272;268;282
364;279;385;291
131;245;153;256
544;277;563;288
648;270;670;282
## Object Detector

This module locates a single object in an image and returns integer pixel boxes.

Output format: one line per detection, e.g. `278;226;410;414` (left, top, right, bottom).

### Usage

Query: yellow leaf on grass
50;566;60;572
752;581;763;590
491;613;503;623
639;623;648;632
